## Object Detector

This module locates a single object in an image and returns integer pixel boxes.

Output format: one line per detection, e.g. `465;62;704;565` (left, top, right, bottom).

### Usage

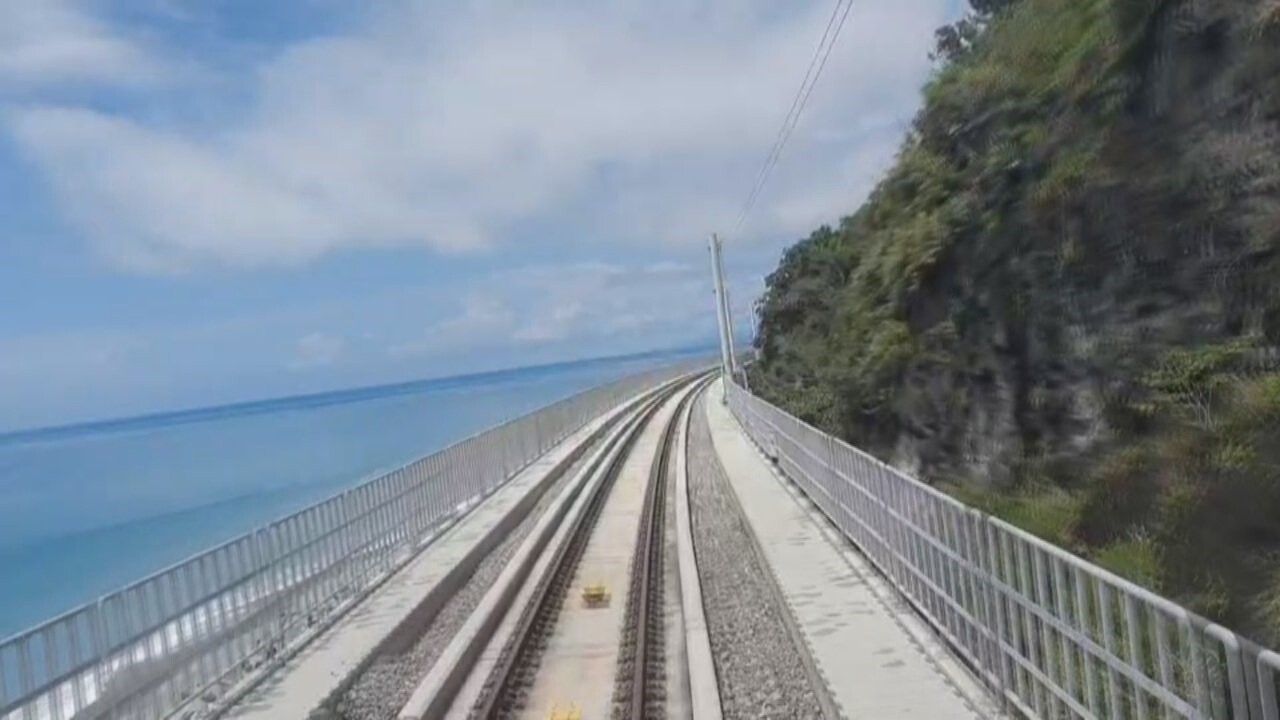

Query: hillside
749;0;1280;644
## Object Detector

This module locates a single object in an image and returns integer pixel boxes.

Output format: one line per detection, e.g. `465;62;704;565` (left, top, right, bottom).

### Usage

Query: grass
944;482;1082;547
944;483;1165;589
1093;534;1161;586
1257;565;1280;642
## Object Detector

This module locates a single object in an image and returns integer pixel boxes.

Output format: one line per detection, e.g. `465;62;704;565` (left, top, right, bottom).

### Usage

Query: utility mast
708;233;737;391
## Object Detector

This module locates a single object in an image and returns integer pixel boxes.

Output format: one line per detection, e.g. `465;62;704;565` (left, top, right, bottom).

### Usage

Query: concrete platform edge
675;381;724;720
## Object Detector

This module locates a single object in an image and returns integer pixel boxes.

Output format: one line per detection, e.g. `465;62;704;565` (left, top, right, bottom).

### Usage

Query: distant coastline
0;344;713;445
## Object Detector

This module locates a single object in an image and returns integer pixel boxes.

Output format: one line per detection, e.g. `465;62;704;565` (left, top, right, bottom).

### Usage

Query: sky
0;0;960;431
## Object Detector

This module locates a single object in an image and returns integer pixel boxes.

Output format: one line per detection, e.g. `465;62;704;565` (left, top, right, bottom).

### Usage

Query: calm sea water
0;350;696;639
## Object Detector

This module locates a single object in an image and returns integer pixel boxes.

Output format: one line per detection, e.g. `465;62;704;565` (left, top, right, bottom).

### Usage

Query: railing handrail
0;359;708;720
750;391;1213;628
0;363;673;647
724;376;1279;719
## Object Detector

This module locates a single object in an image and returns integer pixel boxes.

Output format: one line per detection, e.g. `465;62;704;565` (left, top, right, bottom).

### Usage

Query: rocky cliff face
750;0;1280;642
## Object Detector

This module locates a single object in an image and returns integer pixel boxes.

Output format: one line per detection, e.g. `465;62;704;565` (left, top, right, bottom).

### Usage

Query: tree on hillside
932;0;1022;62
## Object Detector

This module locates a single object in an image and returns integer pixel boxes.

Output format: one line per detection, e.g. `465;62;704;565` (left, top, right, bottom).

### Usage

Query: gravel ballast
686;395;831;720
333;438;602;720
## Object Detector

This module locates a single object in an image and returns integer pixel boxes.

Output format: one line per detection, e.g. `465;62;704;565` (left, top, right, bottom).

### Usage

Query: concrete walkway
702;381;999;720
223;402;630;720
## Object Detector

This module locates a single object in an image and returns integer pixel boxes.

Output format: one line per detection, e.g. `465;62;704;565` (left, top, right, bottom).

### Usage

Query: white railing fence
725;377;1280;720
0;360;706;720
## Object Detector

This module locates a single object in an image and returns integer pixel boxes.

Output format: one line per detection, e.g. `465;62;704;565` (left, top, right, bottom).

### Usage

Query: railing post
983;516;1013;714
969;510;1000;706
1206;624;1248;718
89;598;109;714
1259;649;1280;720
0;361;707;720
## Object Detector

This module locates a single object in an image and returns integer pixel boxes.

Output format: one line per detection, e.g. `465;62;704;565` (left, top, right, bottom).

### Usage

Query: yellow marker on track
581;582;610;607
547;702;582;720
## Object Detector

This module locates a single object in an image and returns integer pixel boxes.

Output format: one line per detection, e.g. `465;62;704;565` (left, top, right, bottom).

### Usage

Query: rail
468;373;680;720
725;376;1280;719
0;359;707;720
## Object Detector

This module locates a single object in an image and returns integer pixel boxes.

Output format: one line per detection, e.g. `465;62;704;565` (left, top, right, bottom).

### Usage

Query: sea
0;349;702;640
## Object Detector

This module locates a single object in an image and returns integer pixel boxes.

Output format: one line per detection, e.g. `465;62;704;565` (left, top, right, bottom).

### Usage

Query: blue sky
0;0;959;431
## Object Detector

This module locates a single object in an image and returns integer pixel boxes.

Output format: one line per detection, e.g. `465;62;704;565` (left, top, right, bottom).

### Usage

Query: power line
732;0;856;233
736;0;844;226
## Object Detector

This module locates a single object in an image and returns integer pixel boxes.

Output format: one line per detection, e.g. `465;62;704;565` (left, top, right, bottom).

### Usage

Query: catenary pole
718;249;739;376
708;234;733;394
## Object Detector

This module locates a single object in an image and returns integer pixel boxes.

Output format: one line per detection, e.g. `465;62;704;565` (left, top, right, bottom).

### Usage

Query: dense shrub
750;0;1280;644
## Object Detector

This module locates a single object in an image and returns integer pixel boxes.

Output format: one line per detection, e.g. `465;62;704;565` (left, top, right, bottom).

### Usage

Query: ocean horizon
0;347;707;639
0;346;704;444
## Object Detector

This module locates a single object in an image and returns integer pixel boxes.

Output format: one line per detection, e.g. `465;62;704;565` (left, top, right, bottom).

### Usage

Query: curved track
223;371;846;720
611;374;696;719
467;376;708;720
366;372;726;720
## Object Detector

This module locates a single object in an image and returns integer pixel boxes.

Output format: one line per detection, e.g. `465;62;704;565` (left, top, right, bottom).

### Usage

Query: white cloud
0;2;958;428
387;295;517;360
0;257;741;430
0;330;135;385
289;332;346;369
766;119;913;232
515;302;585;343
0;0;164;88
499;262;713;348
8;0;952;272
0;330;155;429
384;260;718;362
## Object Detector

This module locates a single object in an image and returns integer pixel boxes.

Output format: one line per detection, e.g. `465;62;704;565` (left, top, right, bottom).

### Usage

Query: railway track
467;376;707;720
467;387;664;719
611;375;704;719
219;369;957;720
365;372;721;720
297;370;843;720
322;370;847;720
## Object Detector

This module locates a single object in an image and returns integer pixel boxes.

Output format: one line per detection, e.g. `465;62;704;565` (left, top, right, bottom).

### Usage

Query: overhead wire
731;0;856;234
734;0;845;229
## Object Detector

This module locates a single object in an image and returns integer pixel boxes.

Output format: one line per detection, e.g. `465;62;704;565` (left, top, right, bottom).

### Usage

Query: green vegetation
750;0;1280;645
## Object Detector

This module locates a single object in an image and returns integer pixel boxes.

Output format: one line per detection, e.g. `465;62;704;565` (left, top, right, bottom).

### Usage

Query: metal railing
725;378;1280;719
0;360;706;720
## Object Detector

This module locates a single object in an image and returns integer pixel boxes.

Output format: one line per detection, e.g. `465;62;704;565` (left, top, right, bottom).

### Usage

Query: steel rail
624;376;709;718
472;373;703;719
